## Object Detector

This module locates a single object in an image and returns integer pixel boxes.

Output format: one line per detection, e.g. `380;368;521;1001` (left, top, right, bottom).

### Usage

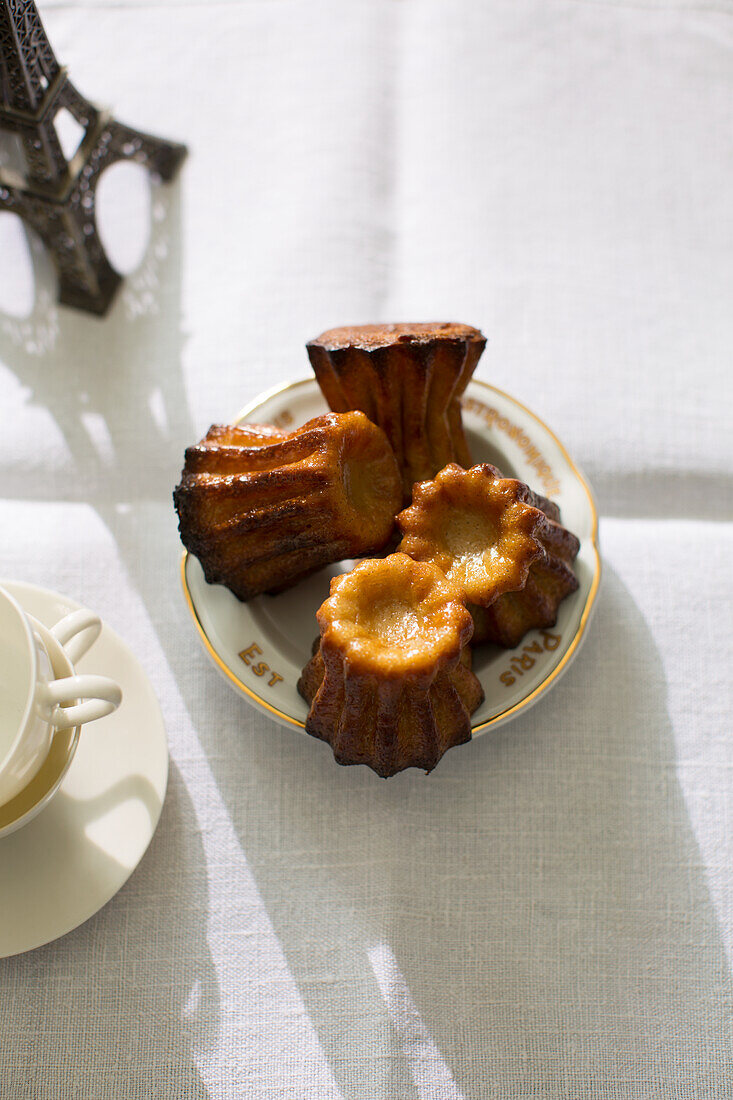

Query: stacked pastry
174;323;580;777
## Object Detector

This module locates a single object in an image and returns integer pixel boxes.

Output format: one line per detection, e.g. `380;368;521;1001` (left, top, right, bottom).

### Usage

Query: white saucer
182;377;601;741
0;580;168;957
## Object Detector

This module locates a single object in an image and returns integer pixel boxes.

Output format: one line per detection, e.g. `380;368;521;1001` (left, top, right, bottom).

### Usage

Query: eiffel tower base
0;119;186;316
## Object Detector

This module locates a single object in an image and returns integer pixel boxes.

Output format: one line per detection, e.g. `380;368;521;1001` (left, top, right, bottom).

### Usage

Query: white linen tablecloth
1;1;732;1096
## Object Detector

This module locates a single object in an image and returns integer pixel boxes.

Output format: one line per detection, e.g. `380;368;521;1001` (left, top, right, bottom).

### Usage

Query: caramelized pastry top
317;553;473;679
397;463;560;606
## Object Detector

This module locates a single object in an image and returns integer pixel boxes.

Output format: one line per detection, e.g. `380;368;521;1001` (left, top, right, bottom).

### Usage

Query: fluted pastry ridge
307;322;486;499
174;411;402;600
298;553;484;777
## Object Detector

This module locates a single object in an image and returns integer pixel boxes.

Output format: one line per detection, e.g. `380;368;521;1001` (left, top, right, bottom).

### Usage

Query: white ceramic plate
182;377;601;737
0;581;168;957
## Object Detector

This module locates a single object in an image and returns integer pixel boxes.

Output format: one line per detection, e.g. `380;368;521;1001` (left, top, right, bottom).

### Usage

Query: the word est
499;631;561;686
238;642;284;688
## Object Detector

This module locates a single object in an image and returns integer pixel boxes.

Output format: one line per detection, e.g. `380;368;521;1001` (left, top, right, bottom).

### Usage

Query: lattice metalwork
0;0;59;114
0;0;186;314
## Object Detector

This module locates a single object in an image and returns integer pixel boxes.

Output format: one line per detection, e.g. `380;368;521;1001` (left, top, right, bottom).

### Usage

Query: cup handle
44;674;122;730
50;609;102;665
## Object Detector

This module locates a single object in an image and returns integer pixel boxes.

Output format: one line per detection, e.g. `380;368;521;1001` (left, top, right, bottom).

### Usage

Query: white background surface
1;1;732;1096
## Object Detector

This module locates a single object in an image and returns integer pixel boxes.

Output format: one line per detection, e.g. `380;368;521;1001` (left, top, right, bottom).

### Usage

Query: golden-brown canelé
306;322;486;499
174;411;402;600
298;553;484;777
396;463;580;648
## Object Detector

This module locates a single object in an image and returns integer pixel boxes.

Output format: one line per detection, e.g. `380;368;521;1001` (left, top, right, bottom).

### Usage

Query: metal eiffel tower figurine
0;0;186;314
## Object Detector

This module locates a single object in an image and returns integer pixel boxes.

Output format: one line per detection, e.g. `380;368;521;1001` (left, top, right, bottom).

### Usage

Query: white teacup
0;586;122;808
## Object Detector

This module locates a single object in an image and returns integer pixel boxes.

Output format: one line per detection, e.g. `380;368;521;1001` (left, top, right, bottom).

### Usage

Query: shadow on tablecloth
0;761;216;1099
0;173;193;509
175;564;733;1099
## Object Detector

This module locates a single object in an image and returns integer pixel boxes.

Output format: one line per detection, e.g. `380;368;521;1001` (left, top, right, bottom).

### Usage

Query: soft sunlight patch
368;942;466;1100
80;410;115;465
96;160;151;275
53;107;85;161
84;796;151;871
0;213;34;318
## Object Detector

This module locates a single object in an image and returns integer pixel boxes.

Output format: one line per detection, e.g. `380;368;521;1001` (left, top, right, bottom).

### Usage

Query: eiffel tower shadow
0;157;194;506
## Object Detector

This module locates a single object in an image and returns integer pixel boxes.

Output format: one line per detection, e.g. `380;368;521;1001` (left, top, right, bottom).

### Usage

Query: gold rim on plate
180;378;601;733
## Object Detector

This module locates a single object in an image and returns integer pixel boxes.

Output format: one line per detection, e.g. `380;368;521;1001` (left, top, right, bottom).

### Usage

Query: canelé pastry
396;463;580;648
174;411;402;600
306;322;486;499
298;553;484;777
